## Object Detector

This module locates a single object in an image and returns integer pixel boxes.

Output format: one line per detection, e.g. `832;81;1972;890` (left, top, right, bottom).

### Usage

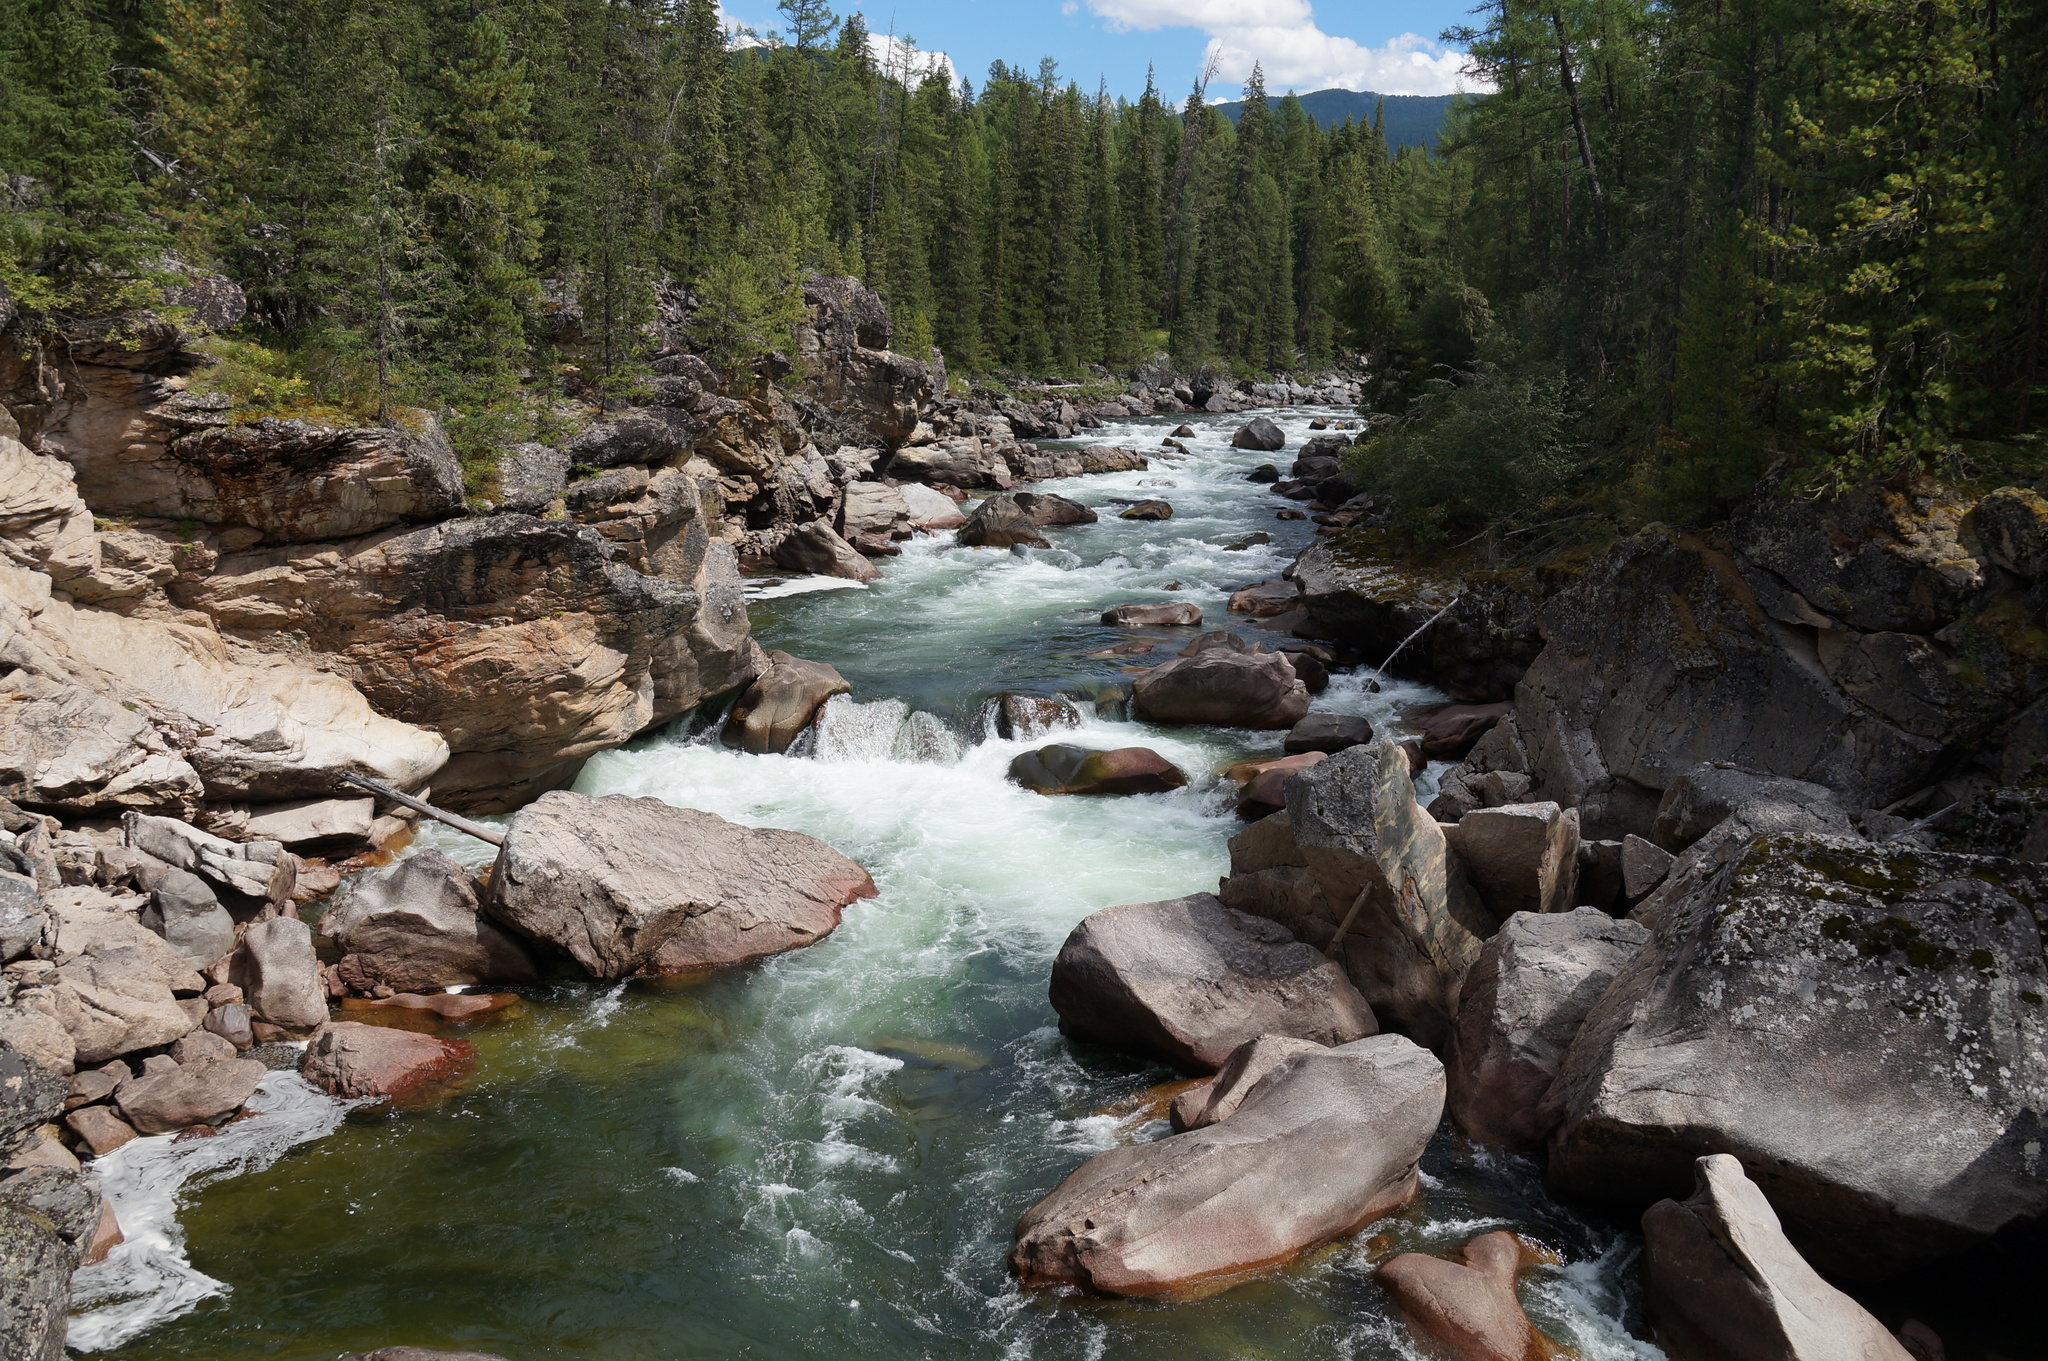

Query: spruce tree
145;0;258;267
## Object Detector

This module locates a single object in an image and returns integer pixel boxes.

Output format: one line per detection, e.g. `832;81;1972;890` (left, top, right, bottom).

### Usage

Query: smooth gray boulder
1230;417;1287;452
1447;907;1648;1150
137;868;235;969
721;651;851;755
486;791;876;978
1132;648;1310;730
956;495;1051;549
1549;833;2048;1278
1444;801;1580;918
1011;1034;1443;1296
1048;893;1375;1072
1169;1033;1324;1131
319;850;537;994
1642;1155;1913;1361
772;520;881;582
229;916;328;1035
1218;739;1497;1050
113;1055;266;1134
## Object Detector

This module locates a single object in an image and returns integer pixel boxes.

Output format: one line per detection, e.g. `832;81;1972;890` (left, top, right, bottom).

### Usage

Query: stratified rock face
1048;893;1375;1073
1447;908;1647;1150
486;791;877;979
0;560;448;814
302;1022;475;1104
1132;649;1310;730
319;850;538;994
1642;1156;1913;1361
111;417;465;542
1549;833;2048;1278
0;431;98;587
722;651;850;755
178;511;759;811
1219;740;1497;1050
1011;1035;1444;1297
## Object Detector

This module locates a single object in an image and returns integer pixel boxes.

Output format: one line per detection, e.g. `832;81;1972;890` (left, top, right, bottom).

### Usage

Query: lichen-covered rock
0;1040;65;1158
0;1197;69;1361
1447;908;1647;1150
486;791;876;978
1548;833;2048;1278
795;275;938;446
1011;1035;1443;1297
1049;894;1376;1071
1219;739;1497;1050
1971;486;2048;582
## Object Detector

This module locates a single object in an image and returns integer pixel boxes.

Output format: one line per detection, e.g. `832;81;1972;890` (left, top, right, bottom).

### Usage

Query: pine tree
660;0;734;280
145;0;258;266
422;13;548;401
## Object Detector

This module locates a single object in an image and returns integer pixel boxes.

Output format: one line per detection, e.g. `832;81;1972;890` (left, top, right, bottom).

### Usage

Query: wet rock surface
1006;744;1187;796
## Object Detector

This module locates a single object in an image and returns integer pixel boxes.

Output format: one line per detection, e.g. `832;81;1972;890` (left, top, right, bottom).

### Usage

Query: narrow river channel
78;408;1662;1361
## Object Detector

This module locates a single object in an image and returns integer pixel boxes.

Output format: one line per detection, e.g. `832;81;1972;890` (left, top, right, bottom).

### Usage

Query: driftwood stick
335;772;506;847
1323;887;1371;960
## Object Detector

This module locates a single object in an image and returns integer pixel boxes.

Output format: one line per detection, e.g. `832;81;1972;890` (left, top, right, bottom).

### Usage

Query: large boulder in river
1007;744;1186;796
771;520;881;582
486;791;876;978
1447;908;1648;1150
1048;893;1375;1072
1011;1034;1443;1297
1230;417;1286;452
1548;833;2048;1277
303;1021;475;1104
230;915;328;1036
1642;1155;1913;1361
1218;739;1497;1050
1132;649;1310;730
898;482;966;529
722;651;851;755
1011;492;1097;526
319;850;538;994
1101;601;1200;627
956;495;1050;549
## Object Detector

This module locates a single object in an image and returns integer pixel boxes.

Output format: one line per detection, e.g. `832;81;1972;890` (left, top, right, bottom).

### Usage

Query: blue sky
717;1;1483;101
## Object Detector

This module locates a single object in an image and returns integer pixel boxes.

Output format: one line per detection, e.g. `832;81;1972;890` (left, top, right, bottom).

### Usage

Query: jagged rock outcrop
1219;739;1497;1050
1547;832;2048;1278
794;275;938;447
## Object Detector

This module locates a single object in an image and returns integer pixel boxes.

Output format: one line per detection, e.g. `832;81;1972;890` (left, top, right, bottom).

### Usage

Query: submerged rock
1377;1232;1565;1361
1642;1155;1912;1361
1011;1034;1442;1297
486;791;876;978
302;1022;475;1105
1048;893;1375;1072
1007;744;1187;796
1548;833;2048;1277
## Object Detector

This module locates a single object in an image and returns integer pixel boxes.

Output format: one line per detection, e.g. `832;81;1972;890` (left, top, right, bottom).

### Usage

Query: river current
76;408;1665;1361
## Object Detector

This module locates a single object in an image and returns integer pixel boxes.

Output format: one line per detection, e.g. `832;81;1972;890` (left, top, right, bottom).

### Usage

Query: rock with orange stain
301;1022;475;1106
1377;1231;1566;1361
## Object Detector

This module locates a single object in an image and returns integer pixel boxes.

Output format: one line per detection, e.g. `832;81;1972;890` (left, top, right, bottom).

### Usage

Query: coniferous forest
1;0;2043;535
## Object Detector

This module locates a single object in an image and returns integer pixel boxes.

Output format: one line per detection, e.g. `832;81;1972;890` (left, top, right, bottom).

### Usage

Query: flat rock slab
1643;1155;1911;1361
1049;892;1375;1072
487;791;877;978
303;1021;475;1105
1012;1034;1443;1296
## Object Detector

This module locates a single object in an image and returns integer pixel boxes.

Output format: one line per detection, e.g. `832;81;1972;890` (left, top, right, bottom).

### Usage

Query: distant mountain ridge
1213;89;1463;151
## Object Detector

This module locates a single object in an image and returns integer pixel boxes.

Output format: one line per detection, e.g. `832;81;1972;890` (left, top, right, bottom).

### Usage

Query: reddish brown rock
1007;745;1188;797
302;1022;476;1105
1226;752;1328;820
1406;702;1515;759
82;1198;122;1266
339;992;520;1032
114;1057;266;1135
63;1105;137;1156
1377;1232;1564;1361
721;651;851;755
1228;580;1302;617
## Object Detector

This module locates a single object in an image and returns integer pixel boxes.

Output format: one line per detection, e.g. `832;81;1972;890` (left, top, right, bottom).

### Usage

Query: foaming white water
67;1074;356;1352
748;576;870;600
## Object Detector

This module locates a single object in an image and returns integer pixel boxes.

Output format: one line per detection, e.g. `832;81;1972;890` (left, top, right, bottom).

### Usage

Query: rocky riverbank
4;269;2042;1360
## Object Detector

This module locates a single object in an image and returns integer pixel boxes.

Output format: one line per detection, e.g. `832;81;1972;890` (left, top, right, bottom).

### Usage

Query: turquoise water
76;410;1666;1361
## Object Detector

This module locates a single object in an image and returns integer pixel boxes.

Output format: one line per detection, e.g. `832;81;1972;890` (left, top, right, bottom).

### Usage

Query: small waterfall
812;694;910;761
893;710;962;764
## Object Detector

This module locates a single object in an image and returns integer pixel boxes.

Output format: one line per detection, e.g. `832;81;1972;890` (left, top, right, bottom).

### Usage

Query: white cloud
1085;0;1481;97
868;31;955;85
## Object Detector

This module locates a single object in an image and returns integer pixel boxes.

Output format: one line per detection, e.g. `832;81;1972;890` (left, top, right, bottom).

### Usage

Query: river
75;407;1663;1361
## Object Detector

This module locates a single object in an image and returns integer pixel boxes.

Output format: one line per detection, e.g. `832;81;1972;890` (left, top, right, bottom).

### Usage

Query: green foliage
1348;364;1592;548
